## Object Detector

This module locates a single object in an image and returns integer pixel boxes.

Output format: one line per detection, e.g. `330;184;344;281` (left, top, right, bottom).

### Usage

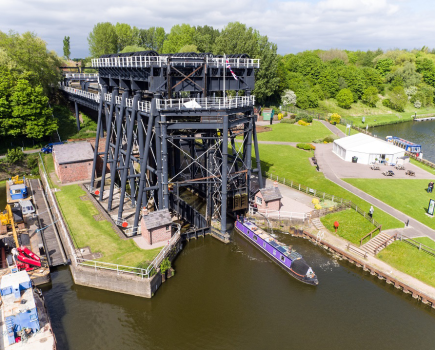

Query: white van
19;200;35;215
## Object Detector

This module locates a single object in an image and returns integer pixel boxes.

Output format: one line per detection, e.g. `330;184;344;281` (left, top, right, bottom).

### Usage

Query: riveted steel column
74;101;80;131
161;115;169;209
117;93;140;219
245;118;253;191
221;115;229;236
90;86;107;190
108;91;128;211
252;119;263;189
99;88;118;201
155;114;163;210
133;101;156;229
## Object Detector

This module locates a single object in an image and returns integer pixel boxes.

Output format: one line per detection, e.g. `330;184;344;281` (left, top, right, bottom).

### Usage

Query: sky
1;0;435;58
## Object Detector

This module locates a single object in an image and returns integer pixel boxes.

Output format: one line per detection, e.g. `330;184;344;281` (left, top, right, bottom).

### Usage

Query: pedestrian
369;206;374;218
430;182;434;193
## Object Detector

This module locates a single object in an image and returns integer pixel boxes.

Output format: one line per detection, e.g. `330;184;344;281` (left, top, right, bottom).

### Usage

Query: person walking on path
369;206;374;218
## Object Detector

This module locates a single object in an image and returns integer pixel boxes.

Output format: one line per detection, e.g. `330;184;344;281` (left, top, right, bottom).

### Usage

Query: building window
280;255;285;262
266;202;268;208
166;225;169;230
273;249;276;256
65;166;67;168
256;196;262;205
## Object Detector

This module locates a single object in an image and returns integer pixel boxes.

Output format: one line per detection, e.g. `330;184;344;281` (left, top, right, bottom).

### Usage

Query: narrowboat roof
10;184;26;191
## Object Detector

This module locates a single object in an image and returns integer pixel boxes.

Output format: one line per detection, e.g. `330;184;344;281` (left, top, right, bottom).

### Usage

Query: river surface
40;234;435;350
372;120;435;163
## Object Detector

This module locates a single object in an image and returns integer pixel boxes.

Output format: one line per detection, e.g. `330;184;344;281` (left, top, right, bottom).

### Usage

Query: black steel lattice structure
61;52;263;238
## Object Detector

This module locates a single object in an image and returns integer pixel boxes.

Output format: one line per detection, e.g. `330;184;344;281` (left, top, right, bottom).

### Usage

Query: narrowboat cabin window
256;196;262;205
254;235;257;241
280;255;285;262
273;250;276;256
263;242;266;248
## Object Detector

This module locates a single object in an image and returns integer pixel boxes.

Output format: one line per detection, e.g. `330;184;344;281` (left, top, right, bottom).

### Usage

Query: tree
295;90;318;109
375;58;394;76
6;148;24;164
135;27;166;53
0;66;14;136
362;86;379;107
87;22;118;57
193;25;220;53
115;23;133;52
119;45;146;53
336;88;353;109
178;44;198;53
63;36;71;60
9;78;57;138
318;67;339;98
213;22;279;104
0;31;62;93
162;24;195;54
338;66;366;101
388;86;407;112
281;90;296;105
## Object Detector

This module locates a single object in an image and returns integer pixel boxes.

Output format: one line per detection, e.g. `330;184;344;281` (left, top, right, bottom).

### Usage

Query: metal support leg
253;119;263;189
117;93;140;219
133;101;157;229
108;92;128;211
74;101;80;131
99;89;118;201
221;116;229;236
155;114;163;210
90;86;107;190
161;115;169;209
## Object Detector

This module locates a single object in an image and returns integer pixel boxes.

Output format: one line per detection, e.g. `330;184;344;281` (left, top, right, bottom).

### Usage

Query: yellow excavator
0;205;20;248
10;175;24;185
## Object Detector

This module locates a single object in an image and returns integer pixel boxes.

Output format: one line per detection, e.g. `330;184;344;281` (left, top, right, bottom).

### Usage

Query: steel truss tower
62;51;263;239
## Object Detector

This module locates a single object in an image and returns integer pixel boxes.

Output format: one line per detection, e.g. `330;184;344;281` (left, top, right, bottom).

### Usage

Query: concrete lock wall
70;263;162;298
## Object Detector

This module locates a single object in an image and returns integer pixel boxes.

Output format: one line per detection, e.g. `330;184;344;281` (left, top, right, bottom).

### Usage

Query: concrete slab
265;179;313;213
316;143;434;179
133;236;168;250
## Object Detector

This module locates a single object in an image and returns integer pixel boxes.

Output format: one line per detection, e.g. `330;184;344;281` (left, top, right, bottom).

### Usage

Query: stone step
361;232;395;255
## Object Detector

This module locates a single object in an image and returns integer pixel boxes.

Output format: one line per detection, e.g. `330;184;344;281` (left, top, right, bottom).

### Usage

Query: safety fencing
263;171;382;228
156;96;255;111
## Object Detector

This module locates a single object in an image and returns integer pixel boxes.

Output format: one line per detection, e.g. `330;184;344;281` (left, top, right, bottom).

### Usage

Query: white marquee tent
332;133;406;165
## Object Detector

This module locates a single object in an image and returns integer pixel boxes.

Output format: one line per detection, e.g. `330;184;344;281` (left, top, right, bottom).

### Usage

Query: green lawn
255;120;333;143
55;185;161;267
410;159;435;176
256;144;403;230
335;124;359;136
320;209;378;245
344;179;435;229
378;240;435;288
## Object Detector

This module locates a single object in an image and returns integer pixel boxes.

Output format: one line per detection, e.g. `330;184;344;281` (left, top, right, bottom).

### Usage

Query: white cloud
0;0;434;58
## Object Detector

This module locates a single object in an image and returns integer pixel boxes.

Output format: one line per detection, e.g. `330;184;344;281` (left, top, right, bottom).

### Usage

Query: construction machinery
0;205;22;247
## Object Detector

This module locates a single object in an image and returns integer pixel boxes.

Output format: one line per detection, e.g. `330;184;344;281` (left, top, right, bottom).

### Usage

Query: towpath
319;120;346;137
315;143;435;241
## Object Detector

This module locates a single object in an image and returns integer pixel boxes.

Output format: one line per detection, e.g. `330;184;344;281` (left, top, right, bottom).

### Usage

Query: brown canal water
43;233;435;350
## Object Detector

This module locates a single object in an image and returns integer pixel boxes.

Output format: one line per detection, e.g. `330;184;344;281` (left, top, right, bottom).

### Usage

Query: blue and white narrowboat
235;218;318;285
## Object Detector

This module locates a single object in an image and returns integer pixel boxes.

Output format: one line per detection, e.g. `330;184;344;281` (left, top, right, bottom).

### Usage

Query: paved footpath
315;143;435;241
319;120;346;137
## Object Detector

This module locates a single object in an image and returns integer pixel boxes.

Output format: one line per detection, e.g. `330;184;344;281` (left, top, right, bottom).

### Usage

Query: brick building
255;186;282;211
141;209;173;245
53;142;94;184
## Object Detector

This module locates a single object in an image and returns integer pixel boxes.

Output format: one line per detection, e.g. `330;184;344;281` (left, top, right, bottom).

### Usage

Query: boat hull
235;221;318;286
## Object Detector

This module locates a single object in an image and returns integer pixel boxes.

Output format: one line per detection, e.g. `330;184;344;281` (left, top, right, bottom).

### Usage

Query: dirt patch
0;162;30;181
256;126;272;133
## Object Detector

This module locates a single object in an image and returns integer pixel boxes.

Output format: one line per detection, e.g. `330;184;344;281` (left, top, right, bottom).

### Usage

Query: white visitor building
332;133;406;165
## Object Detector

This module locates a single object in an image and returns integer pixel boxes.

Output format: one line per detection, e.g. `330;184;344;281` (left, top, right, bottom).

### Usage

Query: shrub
6;148;24;164
414;100;422;108
362;86;379;107
336;88;354;109
323;136;335;143
314;204;322;210
295;113;313;123
382;98;391;108
296;143;315;150
312;198;320;205
277;113;283;120
298;120;308;126
281;119;296;124
282;90;297;106
160;258;171;274
329;113;341;124
388;86;407;112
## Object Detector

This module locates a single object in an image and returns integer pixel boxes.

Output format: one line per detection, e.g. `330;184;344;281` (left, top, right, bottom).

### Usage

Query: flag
225;59;238;80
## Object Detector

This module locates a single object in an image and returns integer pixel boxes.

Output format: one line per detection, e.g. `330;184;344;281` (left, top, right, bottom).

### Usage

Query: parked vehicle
41;142;64;154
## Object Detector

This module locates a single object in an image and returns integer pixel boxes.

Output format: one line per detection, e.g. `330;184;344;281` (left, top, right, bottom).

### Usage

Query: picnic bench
395;164;405;170
371;165;380;170
382;170;395;176
405;170;415;176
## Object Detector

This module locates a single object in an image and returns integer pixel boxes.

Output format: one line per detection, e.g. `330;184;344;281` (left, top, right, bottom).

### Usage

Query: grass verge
55;184;161;267
344;178;435;230
378;240;435;288
410;159;435;176
320;209;377;245
256;144;403;230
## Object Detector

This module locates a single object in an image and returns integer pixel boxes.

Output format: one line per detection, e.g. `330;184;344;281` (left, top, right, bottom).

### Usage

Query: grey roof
259;186;282;202
143;209;172;230
53;142;94;165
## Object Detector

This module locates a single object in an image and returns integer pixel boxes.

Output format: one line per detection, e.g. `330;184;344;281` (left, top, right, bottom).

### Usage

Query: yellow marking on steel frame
0;205;19;247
